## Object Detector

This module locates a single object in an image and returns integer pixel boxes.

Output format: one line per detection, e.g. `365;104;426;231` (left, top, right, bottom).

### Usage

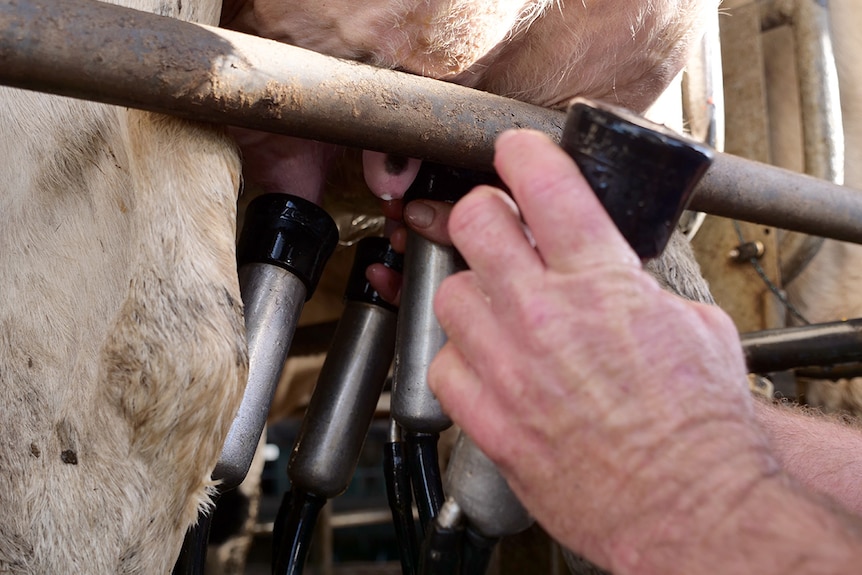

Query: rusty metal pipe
0;0;564;171
2;0;862;243
691;153;862;244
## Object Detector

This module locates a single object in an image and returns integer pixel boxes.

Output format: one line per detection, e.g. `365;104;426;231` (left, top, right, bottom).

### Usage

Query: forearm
754;399;862;516
604;418;862;575
663;470;862;575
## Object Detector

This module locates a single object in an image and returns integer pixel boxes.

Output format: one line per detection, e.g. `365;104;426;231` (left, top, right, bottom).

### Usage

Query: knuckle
433;272;470;326
449;186;504;238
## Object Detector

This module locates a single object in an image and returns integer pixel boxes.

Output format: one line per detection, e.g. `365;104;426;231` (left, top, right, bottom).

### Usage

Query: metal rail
0;0;562;171
2;0;862;243
760;0;845;284
742;318;862;374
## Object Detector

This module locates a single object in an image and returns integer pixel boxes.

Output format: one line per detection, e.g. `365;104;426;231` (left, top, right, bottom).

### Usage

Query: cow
0;41;247;575
0;1;249;573
0;0;719;572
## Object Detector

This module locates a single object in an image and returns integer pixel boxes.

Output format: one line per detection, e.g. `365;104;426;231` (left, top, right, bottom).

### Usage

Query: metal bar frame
1;0;862;244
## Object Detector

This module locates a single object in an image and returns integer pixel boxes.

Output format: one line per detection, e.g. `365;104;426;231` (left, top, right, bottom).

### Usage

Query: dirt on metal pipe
0;0;565;171
2;0;862;243
691;153;862;244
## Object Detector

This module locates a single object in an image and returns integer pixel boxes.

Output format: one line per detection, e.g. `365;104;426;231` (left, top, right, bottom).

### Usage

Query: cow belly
0;91;247;573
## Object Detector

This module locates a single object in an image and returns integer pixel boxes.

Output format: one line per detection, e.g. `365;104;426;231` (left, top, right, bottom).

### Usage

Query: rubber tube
407;432;446;536
385;440;420;575
272;490;326;575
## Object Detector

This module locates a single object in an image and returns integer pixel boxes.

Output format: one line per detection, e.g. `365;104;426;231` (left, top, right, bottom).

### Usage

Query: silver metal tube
289;302;398;498
760;0;844;283
761;0;844;185
214;263;306;490
3;0;862;243
444;433;533;539
794;0;844;185
390;231;459;433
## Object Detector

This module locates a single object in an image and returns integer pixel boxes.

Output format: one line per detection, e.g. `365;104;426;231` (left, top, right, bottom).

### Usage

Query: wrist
607;422;862;575
753;399;862;517
604;416;781;573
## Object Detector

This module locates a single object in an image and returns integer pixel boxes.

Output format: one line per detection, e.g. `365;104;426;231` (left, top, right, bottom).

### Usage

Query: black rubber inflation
272;490;326;575
385;440;420;575
171;508;213;575
237;193;339;299
418;517;463;575
458;527;497;575
406;432;445;536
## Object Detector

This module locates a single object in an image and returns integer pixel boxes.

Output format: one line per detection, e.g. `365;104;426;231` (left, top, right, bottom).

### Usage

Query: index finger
493;130;640;272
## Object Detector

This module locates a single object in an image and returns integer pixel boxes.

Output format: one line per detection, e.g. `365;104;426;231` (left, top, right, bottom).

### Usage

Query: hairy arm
755;399;862;516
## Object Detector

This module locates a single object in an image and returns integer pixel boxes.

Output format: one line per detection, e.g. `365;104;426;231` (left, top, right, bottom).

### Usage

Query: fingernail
405;201;435;229
385;154;409;175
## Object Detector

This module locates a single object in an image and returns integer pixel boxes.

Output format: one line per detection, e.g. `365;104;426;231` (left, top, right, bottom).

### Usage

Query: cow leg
0;89;247;572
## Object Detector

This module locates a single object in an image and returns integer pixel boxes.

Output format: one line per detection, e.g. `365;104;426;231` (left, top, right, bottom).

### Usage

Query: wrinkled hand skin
427;130;781;573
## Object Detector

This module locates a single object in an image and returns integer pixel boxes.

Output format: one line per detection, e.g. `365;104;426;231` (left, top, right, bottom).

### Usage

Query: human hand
365;198;454;305
365;149;502;307
427;129;779;573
